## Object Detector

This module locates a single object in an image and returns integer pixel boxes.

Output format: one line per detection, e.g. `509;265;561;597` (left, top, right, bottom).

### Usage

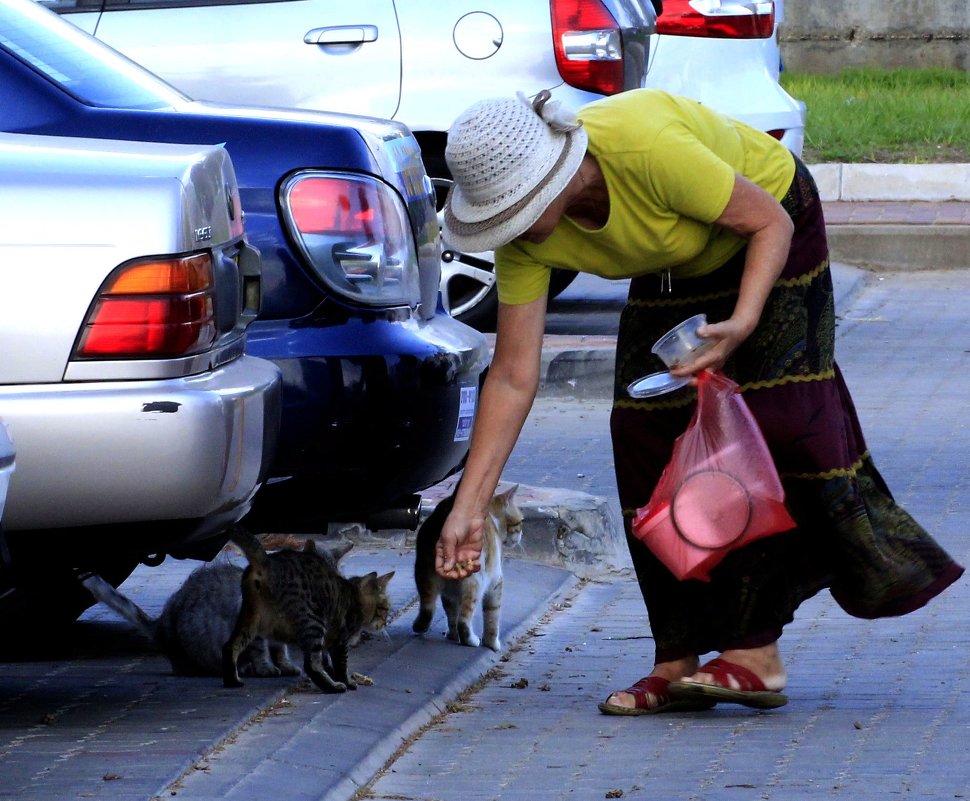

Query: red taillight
551;0;625;96
77;254;216;358
289;176;377;236
656;0;775;39
281;171;420;306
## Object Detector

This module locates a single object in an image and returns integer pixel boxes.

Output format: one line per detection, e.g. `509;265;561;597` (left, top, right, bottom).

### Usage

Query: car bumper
0;355;281;533
245;310;489;517
0;421;12;524
644;36;806;157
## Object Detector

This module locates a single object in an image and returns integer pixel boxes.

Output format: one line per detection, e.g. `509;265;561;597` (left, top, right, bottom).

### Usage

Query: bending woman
435;88;962;713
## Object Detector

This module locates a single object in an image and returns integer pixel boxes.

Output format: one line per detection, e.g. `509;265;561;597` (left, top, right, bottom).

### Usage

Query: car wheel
433;176;579;331
433;176;500;330
0;534;139;641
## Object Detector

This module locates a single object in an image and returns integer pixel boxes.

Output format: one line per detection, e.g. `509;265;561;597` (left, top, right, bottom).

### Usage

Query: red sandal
598;675;716;716
668;657;788;709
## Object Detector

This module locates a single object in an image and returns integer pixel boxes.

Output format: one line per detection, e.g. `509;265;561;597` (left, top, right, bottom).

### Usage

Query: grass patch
779;68;970;163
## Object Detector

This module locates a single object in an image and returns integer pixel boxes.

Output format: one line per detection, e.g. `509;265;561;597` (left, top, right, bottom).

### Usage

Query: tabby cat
412;484;522;652
223;527;394;693
83;534;354;678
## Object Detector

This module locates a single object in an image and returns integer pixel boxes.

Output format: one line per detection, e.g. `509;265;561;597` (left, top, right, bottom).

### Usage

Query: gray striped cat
83;533;353;678
223;528;394;693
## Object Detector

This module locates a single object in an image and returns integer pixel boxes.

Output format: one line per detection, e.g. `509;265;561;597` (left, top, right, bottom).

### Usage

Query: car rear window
0;2;185;110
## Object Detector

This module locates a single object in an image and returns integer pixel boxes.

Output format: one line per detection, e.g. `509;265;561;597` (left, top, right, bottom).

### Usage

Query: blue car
0;0;488;534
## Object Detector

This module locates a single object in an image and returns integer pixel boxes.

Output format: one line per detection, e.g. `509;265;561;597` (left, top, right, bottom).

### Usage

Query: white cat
412;484;523;651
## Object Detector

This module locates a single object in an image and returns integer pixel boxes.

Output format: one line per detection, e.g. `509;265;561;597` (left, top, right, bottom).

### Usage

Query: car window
4;2;185;108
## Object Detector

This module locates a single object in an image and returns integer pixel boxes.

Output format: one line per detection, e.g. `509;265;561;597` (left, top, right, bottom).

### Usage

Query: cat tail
228;525;269;570
80;573;159;642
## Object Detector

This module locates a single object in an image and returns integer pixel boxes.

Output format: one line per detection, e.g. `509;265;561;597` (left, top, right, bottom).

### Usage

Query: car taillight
551;0;625;96
76;254;216;358
657;0;775;39
281;172;421;307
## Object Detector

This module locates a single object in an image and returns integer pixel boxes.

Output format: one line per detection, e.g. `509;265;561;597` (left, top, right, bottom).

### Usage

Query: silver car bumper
0;421;13;524
0;356;281;531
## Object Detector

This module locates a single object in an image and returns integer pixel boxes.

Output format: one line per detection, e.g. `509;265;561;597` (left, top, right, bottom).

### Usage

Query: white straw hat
442;91;588;254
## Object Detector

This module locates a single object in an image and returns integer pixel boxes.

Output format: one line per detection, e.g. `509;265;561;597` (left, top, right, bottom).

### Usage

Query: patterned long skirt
610;159;963;663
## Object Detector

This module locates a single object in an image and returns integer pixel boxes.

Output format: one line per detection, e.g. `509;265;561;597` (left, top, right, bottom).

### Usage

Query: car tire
0;534;138;644
430;171;578;333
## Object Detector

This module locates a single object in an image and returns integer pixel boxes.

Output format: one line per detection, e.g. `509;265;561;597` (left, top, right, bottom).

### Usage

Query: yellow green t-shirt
495;89;796;305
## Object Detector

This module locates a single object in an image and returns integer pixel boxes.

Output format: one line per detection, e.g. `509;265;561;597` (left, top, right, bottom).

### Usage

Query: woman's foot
599;657;709;715
668;644;788;709
680;644;786;691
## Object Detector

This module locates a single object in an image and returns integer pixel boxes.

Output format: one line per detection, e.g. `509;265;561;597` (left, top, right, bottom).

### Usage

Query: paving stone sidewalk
1;254;967;801
363;266;970;801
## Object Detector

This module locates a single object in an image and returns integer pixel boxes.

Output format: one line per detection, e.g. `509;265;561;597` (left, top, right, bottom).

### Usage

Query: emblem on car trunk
194;225;213;242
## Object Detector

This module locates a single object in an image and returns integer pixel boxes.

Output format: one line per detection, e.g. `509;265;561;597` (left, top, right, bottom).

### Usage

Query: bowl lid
671;471;752;550
626;371;689;398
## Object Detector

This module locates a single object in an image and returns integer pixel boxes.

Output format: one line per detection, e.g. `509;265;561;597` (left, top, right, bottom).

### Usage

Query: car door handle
304;25;378;46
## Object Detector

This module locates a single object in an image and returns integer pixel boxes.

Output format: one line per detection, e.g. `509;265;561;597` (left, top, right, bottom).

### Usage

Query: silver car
0;133;281;627
0;422;12;524
0;421;12;602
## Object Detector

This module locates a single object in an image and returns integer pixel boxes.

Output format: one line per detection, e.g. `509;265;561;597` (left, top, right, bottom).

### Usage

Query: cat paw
307;670;346;693
457;622;480;648
483;638;501;652
412;611;433;633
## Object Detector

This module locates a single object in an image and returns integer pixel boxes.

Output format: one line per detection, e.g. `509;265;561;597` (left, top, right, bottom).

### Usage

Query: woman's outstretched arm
436;294;548;579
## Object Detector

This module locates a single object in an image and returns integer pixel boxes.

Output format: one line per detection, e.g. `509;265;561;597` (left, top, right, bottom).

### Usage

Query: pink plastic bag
632;370;796;582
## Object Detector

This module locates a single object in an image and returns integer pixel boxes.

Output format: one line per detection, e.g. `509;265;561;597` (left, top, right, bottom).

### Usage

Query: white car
645;0;804;156
40;0;802;327
0;133;281;628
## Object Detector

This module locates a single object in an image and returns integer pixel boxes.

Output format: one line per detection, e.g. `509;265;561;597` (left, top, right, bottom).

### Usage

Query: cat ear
378;571;394;589
499;484;519;501
303;539;317;553
332;540;354;560
320;539;353;562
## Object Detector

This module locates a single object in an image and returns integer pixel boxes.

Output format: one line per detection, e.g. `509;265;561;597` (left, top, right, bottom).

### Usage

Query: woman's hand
670;172;793;380
436;509;486;579
668;315;755;378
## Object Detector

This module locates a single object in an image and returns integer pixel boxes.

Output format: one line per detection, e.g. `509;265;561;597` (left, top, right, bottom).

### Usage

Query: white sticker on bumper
454;385;477;442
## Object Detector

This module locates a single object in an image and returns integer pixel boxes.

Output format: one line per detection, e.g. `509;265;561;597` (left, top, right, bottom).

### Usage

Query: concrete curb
826;224;970;271
809;163;970;202
357;477;629;577
809;163;970;269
